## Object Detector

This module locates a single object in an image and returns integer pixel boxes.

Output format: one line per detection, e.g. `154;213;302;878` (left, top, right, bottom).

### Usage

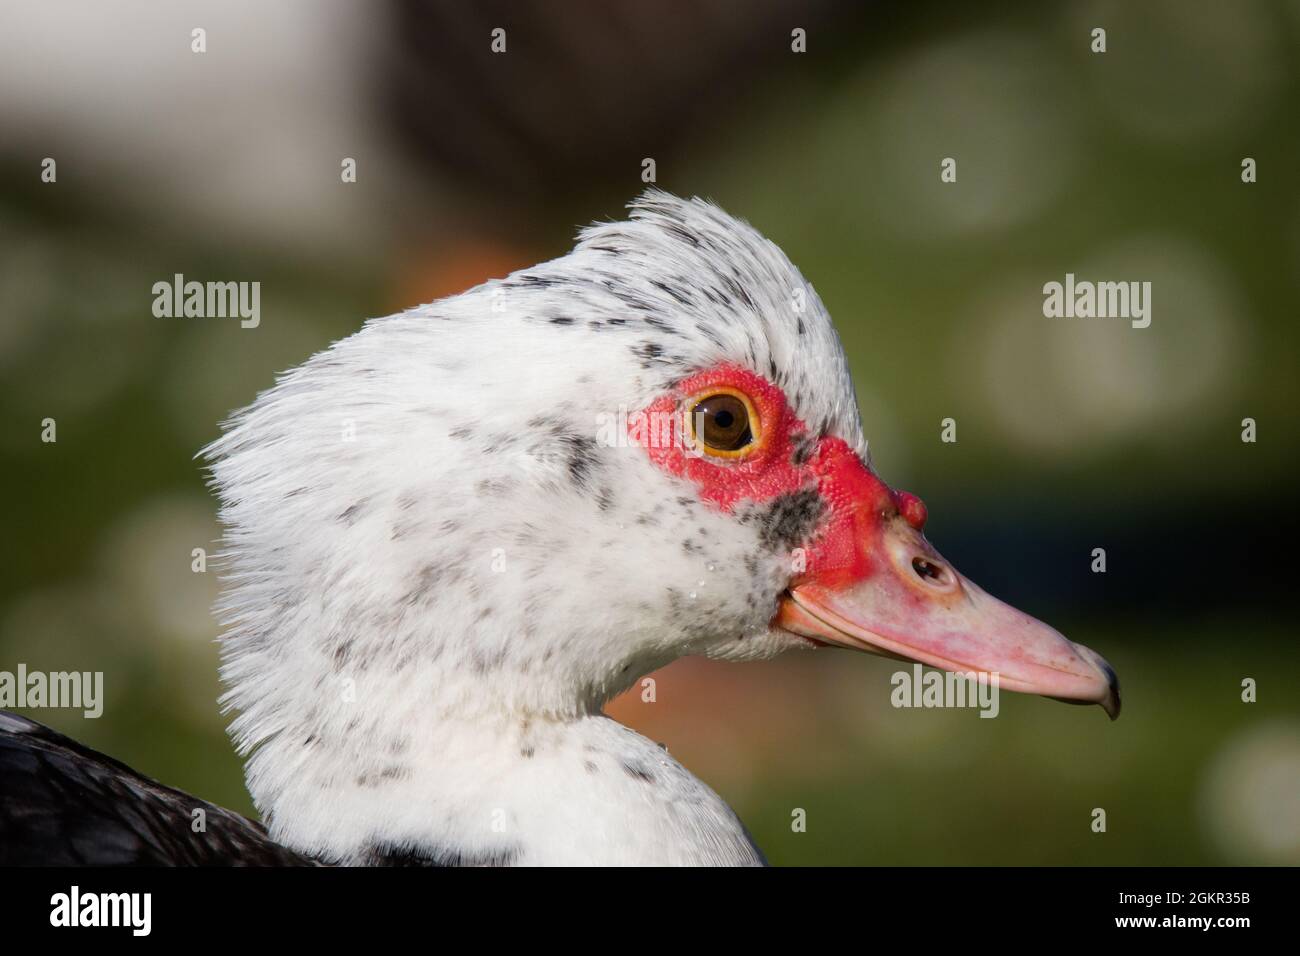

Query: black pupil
694;394;752;451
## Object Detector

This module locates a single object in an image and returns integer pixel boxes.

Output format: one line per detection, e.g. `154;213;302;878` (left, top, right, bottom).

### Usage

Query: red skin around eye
638;365;801;510
631;363;926;590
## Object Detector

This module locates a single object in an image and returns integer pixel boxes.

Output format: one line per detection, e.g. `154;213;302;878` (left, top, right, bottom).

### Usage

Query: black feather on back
0;711;317;866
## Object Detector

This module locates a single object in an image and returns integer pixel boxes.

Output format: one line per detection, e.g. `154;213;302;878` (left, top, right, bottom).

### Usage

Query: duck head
205;191;1117;858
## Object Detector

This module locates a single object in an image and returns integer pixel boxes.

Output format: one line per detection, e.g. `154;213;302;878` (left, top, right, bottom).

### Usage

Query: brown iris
691;392;756;454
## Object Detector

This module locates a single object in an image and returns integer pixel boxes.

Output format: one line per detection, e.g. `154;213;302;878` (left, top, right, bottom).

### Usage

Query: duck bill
776;489;1120;719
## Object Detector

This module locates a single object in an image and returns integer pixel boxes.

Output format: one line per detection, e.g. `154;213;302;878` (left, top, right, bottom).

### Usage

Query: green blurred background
1;0;1297;864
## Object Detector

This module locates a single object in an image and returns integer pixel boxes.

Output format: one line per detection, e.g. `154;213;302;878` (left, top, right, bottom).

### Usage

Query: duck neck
246;692;763;866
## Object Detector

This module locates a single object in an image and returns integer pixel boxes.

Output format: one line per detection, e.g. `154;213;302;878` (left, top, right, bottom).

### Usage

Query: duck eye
690;392;757;455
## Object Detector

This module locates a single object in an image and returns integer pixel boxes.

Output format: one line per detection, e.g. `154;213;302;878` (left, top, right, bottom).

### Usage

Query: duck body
0;711;312;866
0;710;759;865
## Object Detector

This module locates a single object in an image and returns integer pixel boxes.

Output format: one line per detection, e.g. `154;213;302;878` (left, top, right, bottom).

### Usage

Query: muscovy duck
0;192;1118;866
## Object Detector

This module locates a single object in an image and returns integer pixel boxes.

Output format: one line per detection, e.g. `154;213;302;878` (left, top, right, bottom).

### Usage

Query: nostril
912;556;947;584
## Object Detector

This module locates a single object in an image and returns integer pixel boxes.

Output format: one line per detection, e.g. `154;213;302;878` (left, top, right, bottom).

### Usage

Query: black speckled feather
0;711;317;866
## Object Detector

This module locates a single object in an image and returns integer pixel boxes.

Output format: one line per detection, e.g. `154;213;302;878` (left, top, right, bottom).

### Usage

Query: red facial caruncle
630;362;1122;720
634;363;920;591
